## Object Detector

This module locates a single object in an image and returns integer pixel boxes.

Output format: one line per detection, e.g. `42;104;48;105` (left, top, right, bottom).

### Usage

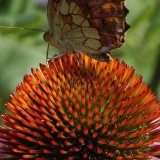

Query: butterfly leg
46;43;66;62
46;43;50;61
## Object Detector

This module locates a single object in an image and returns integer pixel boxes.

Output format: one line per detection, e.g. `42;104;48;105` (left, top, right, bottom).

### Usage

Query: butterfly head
43;30;68;53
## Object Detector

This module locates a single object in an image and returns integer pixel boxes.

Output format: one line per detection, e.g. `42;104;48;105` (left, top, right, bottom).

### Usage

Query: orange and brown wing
46;0;130;61
69;0;130;52
90;0;130;52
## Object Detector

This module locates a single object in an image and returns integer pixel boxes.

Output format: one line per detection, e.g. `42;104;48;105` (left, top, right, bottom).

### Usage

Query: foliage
0;0;159;116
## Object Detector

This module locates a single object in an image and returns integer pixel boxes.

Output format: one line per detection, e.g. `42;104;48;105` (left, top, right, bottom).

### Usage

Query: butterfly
44;0;130;61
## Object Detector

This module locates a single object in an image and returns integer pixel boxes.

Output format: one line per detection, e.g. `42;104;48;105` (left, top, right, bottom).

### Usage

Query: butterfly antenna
0;26;45;33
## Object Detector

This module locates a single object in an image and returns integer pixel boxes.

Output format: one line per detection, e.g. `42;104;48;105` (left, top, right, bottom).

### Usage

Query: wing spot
63;23;71;33
60;0;69;15
72;15;85;25
102;19;107;26
82;20;90;27
69;2;76;14
85;39;101;50
82;27;100;39
73;4;81;14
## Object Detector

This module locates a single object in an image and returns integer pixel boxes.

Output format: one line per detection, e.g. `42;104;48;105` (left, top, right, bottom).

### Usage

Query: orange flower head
0;53;160;159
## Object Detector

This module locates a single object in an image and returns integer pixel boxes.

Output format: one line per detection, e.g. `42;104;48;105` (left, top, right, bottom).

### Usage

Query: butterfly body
44;0;130;61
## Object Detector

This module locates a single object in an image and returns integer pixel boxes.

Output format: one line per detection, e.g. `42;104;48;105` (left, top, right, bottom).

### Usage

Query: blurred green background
0;0;160;117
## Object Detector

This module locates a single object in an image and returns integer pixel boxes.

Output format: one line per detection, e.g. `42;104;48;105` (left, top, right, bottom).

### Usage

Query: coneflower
0;53;160;159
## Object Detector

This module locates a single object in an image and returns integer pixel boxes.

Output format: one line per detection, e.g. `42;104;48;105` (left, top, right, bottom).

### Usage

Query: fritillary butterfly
44;0;130;61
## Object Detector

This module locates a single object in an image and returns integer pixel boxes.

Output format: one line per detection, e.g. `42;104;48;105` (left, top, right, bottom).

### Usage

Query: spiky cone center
0;53;160;160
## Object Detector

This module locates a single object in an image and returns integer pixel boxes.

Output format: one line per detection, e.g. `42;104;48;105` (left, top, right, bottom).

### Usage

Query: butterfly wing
47;0;58;35
44;0;129;61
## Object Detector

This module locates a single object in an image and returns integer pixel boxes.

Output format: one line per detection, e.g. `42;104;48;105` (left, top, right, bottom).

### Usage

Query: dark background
0;0;160;117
